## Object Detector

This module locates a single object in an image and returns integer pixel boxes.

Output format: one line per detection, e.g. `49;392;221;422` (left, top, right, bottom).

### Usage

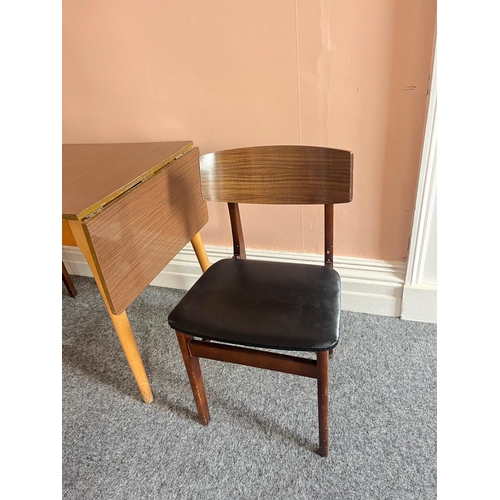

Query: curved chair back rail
199;145;353;205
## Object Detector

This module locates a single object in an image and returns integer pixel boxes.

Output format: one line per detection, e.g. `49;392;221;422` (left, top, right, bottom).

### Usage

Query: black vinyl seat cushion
168;258;341;352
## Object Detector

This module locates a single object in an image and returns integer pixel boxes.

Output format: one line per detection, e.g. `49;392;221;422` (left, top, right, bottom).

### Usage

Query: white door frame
401;42;437;323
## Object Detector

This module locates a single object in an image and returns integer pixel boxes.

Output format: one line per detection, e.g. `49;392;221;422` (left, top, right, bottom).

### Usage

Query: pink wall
63;0;436;261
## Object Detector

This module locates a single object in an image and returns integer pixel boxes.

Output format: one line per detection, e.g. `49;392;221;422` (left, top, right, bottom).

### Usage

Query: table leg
107;309;154;404
62;262;78;297
68;220;154;404
190;232;210;272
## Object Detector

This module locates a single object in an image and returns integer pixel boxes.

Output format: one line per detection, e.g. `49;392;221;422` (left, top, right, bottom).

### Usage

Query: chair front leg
175;332;210;425
317;350;329;457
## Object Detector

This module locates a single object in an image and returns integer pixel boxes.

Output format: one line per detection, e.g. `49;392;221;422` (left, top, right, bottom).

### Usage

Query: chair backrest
198;145;353;266
199;145;353;205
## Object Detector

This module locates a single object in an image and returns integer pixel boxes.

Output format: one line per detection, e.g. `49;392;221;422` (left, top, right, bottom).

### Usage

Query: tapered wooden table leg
68;220;154;404
62;262;77;297
190;232;210;272
107;309;153;403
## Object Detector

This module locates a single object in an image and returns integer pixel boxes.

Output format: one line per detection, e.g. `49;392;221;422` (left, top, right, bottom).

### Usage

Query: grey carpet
62;275;436;500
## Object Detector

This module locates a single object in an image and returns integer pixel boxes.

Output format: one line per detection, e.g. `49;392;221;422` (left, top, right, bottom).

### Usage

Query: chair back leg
317;350;329;457
175;332;210;425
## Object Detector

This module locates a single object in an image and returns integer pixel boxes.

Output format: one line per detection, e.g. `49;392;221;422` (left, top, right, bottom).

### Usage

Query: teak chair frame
172;145;353;457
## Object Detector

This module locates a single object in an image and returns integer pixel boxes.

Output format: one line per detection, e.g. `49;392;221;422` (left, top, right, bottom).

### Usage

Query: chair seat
168;258;341;352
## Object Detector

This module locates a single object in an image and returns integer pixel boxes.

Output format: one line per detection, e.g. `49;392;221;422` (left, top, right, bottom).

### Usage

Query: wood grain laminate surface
199;145;353;205
63;141;193;220
83;148;208;314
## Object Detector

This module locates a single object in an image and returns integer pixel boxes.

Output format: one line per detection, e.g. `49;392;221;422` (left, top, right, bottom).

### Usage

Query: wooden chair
168;145;353;456
62;262;77;297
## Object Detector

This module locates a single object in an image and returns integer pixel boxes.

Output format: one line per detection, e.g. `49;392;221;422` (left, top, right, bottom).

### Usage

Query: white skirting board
63;244;408;318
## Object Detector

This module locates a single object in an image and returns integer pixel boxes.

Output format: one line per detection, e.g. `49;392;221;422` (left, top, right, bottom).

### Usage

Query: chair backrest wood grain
199;145;353;205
